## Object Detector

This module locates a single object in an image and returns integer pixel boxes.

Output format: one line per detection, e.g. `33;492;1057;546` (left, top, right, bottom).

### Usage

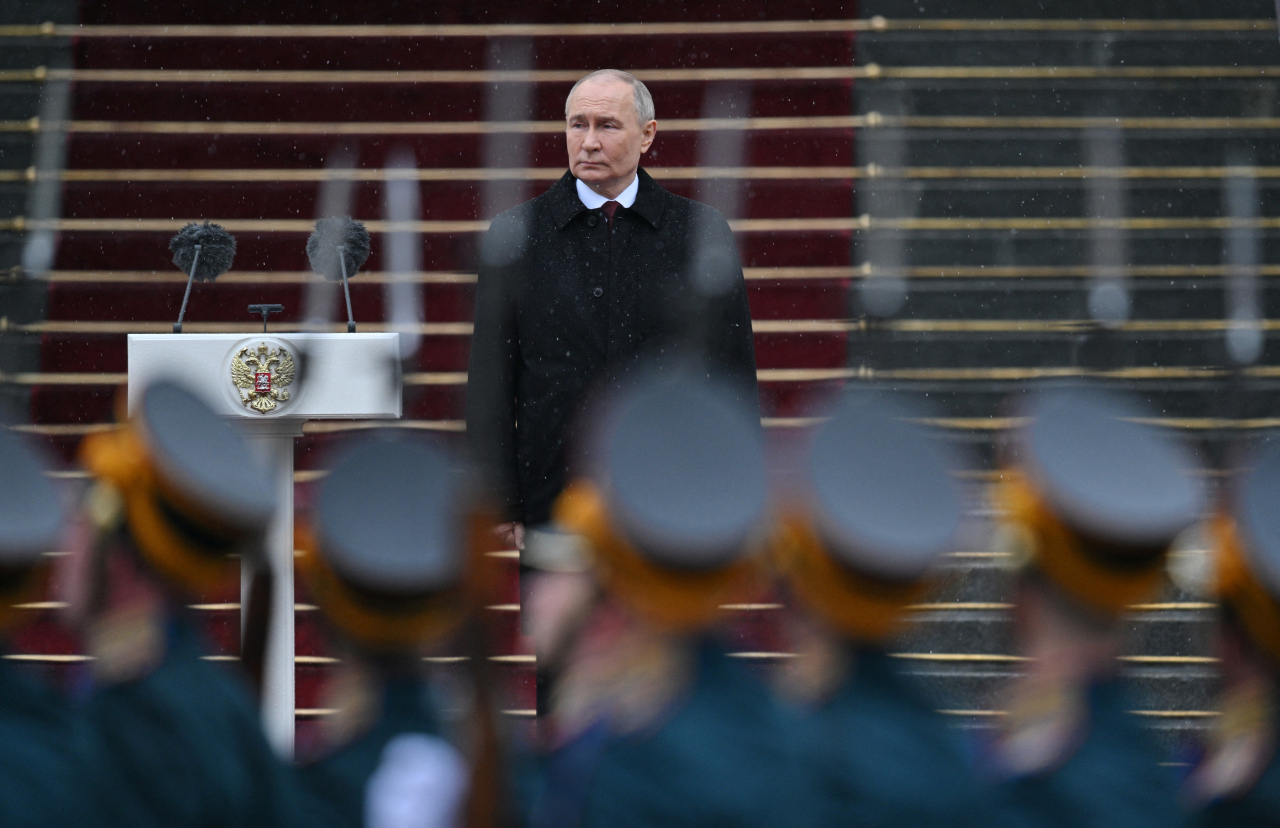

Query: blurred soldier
63;381;338;828
0;428;94;827
771;393;995;828
988;388;1205;828
525;375;799;828
1187;439;1280;825
296;435;505;828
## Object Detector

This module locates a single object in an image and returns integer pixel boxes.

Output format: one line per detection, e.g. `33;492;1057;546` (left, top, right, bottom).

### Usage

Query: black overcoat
466;169;759;526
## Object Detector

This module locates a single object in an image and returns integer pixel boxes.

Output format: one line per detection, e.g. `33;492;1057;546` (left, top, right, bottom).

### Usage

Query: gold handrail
10;215;1280;234
0;19;1272;38
6;65;1280;85
17;164;1280;184
9;114;1280;135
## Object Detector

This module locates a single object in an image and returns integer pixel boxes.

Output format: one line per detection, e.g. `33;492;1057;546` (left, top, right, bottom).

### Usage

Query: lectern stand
127;333;402;756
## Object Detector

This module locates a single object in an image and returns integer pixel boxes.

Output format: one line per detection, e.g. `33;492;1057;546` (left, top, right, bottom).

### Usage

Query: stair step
857;233;1275;269
41;229;853;271
52;173;1280;223
861;33;1280;69
66;79;854;123
61;131;855;171
74;1;860;26
861;0;1273;19
870;82;1280;121
37;280;854;323
887;180;1280;220
880;134;1280;168
54;178;855;222
71;32;854;73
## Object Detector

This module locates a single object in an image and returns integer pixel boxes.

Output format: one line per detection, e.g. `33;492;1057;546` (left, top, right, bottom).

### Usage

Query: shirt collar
575;174;639;210
550;169;664;231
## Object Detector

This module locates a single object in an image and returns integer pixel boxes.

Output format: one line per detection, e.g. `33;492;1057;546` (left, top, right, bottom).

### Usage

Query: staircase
0;0;72;425
2;0;1274;753
856;0;1280;747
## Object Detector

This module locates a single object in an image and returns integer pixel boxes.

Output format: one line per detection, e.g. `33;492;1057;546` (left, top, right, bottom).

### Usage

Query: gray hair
564;69;655;125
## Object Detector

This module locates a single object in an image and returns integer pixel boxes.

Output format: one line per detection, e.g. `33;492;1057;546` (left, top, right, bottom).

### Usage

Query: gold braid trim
1215;513;1280;666
80;425;237;595
772;512;931;643
554;480;758;632
294;524;466;650
994;469;1164;617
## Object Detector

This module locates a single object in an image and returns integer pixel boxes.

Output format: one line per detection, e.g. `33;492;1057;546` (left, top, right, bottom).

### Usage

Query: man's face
566;78;657;198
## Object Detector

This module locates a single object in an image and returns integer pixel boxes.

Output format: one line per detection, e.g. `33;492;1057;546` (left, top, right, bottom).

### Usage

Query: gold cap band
1215;513;1280;665
772;511;931;642
80;424;240;595
554;479;758;632
294;525;467;651
994;470;1164;617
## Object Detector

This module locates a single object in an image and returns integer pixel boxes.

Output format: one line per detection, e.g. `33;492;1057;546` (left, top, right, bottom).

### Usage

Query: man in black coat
466;69;759;553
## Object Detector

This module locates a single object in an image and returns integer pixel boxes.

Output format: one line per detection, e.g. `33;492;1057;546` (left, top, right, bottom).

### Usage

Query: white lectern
128;333;402;755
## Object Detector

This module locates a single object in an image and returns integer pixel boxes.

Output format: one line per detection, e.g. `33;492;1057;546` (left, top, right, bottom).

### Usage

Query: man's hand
494;522;524;551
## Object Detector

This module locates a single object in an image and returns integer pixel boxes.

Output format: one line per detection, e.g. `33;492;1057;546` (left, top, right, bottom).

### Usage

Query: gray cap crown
0;429;64;566
601;378;768;570
806;393;963;581
140;382;276;530
1020;388;1204;549
315;436;466;595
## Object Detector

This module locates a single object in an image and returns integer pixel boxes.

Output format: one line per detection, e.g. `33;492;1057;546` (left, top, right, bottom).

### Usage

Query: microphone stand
339;245;356;332
172;243;201;333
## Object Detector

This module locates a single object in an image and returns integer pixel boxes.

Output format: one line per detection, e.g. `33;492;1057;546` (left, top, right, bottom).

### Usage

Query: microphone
169;221;236;333
306;216;371;333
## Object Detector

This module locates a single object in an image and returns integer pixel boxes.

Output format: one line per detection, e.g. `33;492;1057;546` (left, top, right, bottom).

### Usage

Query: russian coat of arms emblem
231;342;295;413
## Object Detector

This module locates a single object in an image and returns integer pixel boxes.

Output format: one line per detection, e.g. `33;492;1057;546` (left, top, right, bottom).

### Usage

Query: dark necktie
602;200;619;228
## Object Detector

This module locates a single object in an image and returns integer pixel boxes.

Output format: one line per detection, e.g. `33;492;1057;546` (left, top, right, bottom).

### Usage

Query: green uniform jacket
0;660;96;827
996;680;1189;828
530;641;806;828
793;647;995;828
1192;741;1280;828
301;676;444;827
78;620;343;828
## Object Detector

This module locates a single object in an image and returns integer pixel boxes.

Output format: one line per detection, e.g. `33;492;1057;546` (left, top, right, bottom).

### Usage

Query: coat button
587;215;598;227
592;287;603;298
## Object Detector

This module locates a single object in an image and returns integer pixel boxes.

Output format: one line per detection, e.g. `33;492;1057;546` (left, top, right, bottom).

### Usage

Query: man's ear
639;120;657;154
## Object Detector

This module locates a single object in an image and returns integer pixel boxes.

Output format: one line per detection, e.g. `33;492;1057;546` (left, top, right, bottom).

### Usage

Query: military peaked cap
806;393;963;581
0;428;65;567
312;436;467;596
138;381;276;532
596;377;768;570
1015;388;1203;551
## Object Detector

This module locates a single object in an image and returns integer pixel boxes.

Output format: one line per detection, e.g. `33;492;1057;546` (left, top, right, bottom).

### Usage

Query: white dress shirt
575;174;639;209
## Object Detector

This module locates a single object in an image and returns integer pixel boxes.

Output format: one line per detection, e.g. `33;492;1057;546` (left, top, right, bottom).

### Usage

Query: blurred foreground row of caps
68;381;481;649
9;373;1280;826
560;374;1214;646
4;374;1268;650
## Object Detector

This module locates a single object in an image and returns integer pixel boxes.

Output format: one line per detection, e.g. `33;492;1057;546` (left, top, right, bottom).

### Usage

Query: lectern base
241;419;302;757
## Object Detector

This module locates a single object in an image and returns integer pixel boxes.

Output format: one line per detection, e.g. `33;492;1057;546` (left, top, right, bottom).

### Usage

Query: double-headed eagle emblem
231;342;295;413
